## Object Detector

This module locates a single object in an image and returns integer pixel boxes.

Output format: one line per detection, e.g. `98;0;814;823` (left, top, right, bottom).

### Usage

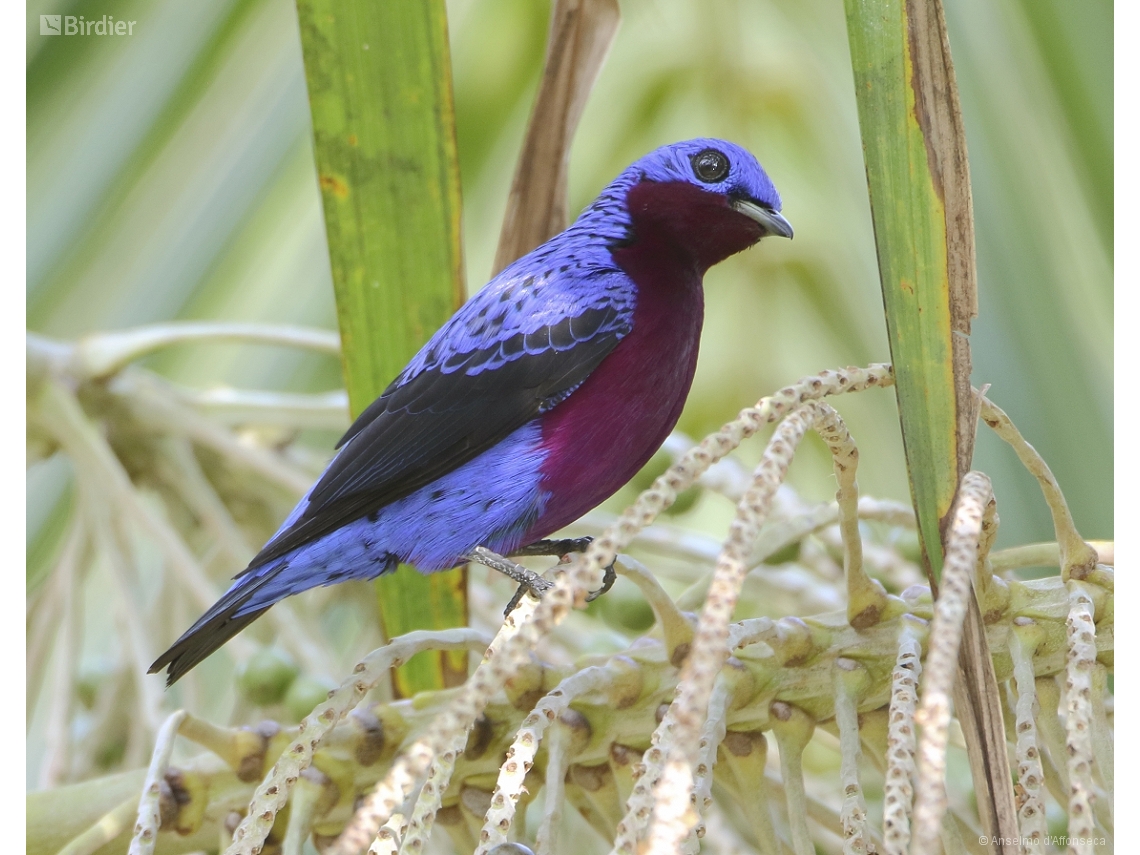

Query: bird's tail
148;566;281;686
151;548;401;685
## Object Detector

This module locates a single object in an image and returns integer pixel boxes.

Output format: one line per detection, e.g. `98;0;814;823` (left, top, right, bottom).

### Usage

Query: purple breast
525;262;704;540
522;177;762;543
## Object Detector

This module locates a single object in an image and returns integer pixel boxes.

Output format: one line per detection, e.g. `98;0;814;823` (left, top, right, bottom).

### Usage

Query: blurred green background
27;0;1111;778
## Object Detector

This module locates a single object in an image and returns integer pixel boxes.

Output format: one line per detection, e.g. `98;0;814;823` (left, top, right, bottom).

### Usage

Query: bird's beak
731;199;794;239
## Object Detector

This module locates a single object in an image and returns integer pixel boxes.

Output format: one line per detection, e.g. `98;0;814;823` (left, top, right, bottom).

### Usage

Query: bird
150;138;792;685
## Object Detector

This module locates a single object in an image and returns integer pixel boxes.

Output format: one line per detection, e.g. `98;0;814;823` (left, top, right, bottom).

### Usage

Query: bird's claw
493;538;615;614
502;557;616;614
585;560;617;602
504;575;553;615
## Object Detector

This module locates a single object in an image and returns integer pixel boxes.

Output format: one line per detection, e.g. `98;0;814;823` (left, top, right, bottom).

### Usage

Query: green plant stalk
844;4;1022;844
294;0;468;694
843;0;977;586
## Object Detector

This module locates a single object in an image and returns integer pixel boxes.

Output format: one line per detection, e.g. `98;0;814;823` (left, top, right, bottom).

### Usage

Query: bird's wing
245;268;634;570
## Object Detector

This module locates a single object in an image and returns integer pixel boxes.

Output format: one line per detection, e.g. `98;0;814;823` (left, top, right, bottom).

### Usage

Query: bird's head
603;138;792;273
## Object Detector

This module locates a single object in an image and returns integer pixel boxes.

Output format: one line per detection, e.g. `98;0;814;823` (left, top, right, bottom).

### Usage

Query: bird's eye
691;148;730;183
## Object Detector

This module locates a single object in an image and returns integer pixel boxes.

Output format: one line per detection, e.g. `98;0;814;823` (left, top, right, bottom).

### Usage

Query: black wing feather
244;307;626;570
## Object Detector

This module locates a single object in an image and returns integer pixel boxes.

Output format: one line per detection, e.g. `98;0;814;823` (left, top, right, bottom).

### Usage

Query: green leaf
843;0;978;585
844;0;1019;843
295;0;468;695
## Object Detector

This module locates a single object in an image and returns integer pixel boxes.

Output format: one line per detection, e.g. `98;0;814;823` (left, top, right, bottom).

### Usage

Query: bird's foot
511;537;594;557
503;582;533;616
468;546;554;615
471;540;618;616
585;560;617;602
510;537;617;603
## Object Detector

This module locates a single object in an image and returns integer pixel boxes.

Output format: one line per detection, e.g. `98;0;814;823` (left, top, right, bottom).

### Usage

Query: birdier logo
40;14;137;36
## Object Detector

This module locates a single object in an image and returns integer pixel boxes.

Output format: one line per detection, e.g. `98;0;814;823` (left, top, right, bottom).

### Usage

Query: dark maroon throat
613;180;765;277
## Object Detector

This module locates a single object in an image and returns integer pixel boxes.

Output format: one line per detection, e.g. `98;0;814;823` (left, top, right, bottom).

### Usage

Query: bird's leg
509;537;617;603
510;537;594;557
468;546;554;608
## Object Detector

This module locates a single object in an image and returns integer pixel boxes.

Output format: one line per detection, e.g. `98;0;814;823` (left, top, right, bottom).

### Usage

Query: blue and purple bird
150;139;792;684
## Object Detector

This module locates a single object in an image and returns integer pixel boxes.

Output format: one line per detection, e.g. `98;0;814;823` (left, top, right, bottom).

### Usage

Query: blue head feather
629;138;783;210
568;138;790;248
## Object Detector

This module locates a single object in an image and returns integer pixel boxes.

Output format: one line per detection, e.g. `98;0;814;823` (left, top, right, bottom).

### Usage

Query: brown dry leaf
906;0;1016;846
492;0;621;274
